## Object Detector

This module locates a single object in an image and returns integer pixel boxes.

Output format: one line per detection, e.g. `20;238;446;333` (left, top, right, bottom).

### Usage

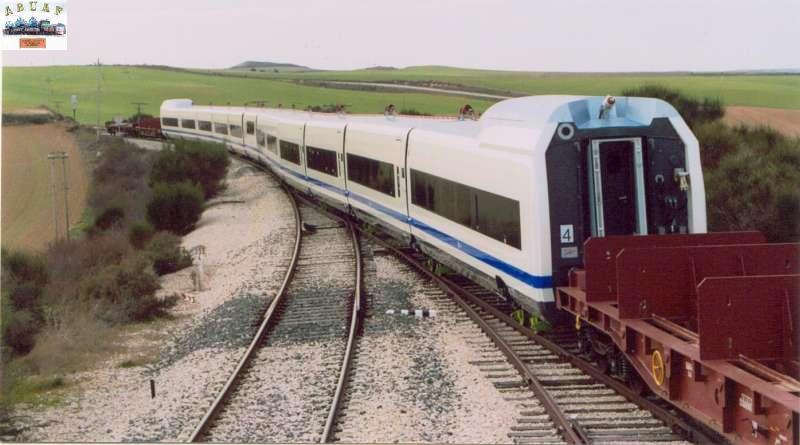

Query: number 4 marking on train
560;224;574;244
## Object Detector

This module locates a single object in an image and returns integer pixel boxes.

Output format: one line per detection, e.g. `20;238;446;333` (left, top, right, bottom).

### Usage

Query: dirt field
2;122;88;252
724;106;800;138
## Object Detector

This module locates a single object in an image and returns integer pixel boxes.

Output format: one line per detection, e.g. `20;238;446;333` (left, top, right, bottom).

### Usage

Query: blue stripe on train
162;128;553;289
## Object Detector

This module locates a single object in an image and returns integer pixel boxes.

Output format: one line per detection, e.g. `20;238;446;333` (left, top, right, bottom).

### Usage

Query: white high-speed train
160;96;706;320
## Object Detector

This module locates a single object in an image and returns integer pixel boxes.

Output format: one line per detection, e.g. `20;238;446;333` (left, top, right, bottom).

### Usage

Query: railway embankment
4;157;296;441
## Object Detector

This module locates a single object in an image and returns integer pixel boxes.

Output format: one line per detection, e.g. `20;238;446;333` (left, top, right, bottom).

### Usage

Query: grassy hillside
5;66;797;126
2;66;494;124
214;65;800;109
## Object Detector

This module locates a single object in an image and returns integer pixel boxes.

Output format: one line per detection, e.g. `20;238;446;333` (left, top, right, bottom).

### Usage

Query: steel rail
353;228;586;445
202;154;711;444
320;222;362;443
188;183;302;442
434;273;719;445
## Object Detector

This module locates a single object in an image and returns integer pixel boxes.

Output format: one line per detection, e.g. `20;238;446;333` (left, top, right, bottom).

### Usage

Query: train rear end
545;96;799;444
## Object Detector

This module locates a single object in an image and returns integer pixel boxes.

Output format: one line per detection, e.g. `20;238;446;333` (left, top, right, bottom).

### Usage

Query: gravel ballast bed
334;242;517;443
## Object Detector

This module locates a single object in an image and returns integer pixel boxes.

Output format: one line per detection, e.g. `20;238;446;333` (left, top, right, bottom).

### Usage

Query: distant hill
230;61;313;72
364;66;398;71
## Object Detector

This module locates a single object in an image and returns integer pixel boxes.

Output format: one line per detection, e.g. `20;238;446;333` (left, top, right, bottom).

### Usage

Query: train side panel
343;123;412;242
303;120;349;212
275;120;307;191
406;128;553;314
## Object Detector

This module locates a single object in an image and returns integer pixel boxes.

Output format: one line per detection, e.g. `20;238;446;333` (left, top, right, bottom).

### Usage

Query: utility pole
47;151;70;240
131;101;148;121
47;154;59;241
45;76;52;110
96;58;102;140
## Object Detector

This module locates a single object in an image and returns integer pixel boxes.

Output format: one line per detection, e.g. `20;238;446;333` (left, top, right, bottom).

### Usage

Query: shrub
1;249;48;357
146;181;205;235
80;254;165;323
89;140;154;226
128;221;155;249
703;127;800;242
150;140;230;199
2;309;39;355
146;231;192;275
399;108;432;116
92;206;125;232
621;84;724;129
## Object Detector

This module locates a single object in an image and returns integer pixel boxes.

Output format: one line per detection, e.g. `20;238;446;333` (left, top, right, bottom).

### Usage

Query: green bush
1;249;48;356
703;125;800;242
146;231;192;275
146;181;205;235
399;108;432;116
89;140;154;226
128;221;155;249
92;207;125;232
80;254;165;323
622;84;724;129
150;139;230;199
2;309;39;355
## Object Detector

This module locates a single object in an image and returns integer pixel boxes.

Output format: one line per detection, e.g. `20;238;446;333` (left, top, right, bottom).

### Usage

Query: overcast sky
2;0;799;71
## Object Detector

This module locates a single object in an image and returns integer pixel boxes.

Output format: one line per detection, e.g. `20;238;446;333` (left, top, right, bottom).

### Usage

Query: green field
4;66;798;126
196;65;800;110
2;66;495;124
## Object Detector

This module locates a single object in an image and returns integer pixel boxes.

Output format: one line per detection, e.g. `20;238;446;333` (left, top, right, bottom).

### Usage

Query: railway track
355;230;715;445
189;188;362;443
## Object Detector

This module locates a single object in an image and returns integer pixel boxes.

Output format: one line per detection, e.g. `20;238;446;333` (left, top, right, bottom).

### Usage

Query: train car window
306;146;338;177
214;123;228;135
256;129;266;147
279;140;301;165
161;117;178;127
266;134;278;153
411;169;521;249
346;153;395;197
230;125;243;138
246;121;255;135
198;120;212;131
181;119;196;129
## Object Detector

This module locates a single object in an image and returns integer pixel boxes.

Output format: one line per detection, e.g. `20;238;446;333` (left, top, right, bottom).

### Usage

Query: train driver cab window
246;121;255;135
214;122;228;135
161;117;178;127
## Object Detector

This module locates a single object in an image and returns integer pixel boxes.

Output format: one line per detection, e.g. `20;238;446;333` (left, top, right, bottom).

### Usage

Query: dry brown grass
724;106;800;138
18;303;123;376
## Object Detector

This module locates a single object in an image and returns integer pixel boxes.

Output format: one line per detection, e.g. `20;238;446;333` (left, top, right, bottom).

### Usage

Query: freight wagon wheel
651;350;666;386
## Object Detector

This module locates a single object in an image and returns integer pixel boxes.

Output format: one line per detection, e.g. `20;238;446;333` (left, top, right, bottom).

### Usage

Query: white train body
160;96;706;319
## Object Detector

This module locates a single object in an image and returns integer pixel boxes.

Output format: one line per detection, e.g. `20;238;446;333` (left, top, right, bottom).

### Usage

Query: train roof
161;95;686;151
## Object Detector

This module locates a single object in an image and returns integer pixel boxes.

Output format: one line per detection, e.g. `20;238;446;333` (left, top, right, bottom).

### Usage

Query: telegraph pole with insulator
47;151;70;240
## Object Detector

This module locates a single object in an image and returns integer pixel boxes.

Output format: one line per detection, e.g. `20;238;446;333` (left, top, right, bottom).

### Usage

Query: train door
243;114;258;150
588;137;647;236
